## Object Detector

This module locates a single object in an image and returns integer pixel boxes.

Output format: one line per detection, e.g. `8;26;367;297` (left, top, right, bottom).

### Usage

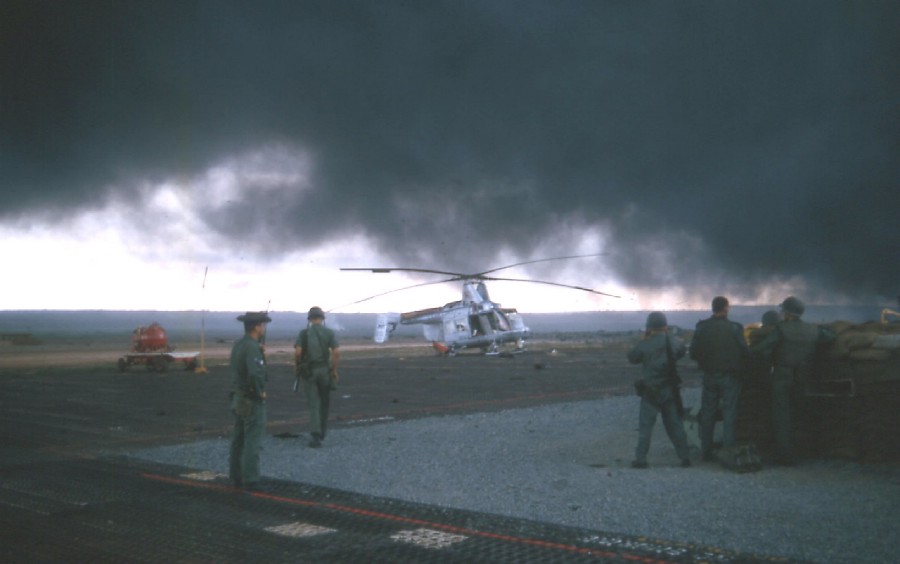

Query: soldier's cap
307;306;325;320
237;311;272;323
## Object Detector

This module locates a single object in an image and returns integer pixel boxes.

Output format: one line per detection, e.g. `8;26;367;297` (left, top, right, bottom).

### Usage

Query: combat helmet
780;296;805;316
645;311;668;330
761;310;780;326
307;306;326;320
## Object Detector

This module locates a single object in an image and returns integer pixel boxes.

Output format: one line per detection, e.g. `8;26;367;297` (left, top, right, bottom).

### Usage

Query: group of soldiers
628;295;836;469
227;295;836;489
227;307;339;491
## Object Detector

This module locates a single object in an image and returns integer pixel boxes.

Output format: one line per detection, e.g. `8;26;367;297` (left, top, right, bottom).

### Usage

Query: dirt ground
4;333;895;464
1;335;682;456
3;334;898;563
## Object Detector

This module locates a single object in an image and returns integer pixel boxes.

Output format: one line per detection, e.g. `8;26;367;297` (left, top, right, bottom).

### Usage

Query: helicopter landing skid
485;350;525;358
485;343;527;357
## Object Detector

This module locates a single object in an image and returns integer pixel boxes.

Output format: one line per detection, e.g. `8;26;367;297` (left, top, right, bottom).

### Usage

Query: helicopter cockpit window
469;315;485;336
494;311;511;331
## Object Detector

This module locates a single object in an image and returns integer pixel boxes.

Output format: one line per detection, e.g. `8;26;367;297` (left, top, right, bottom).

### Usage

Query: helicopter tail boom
374;313;401;343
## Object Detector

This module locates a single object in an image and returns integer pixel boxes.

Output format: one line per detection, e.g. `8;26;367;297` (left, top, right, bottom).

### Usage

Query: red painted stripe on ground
141;471;673;563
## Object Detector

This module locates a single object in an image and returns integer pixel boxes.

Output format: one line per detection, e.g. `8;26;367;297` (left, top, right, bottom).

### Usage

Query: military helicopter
340;254;619;355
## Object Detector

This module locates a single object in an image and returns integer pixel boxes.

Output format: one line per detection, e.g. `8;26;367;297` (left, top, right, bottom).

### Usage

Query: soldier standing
690;296;751;462
229;311;271;490
627;311;692;469
747;310;780;346
742;309;781;444
295;306;341;448
752;297;836;465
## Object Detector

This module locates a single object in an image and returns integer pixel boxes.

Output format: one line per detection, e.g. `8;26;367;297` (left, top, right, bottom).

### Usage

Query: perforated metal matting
0;453;792;563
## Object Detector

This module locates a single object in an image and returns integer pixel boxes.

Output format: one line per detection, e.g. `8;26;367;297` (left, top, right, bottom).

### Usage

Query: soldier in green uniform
746;310;780;347
690;296;751;462
627;311;692;469
752;297;836;465
741;309;781;447
295;306;340;448
229;311;271;490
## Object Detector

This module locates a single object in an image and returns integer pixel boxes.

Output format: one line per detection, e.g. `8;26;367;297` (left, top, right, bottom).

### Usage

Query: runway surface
2;338;897;562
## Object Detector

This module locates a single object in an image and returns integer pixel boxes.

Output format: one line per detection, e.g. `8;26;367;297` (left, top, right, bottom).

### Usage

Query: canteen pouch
233;395;255;418
634;379;648;397
634;379;664;405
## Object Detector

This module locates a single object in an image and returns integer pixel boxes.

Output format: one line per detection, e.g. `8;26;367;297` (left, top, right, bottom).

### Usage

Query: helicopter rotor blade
341;267;468;278
479;275;621;298
474;253;607;277
342;253;607;281
338;254;618;307
327;277;460;312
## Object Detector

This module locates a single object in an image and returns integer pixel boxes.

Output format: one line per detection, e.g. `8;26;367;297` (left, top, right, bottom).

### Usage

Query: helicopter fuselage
346;256;615;355
375;282;530;354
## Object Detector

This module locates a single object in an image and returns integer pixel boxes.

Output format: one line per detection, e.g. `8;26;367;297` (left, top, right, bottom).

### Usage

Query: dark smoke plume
2;1;898;302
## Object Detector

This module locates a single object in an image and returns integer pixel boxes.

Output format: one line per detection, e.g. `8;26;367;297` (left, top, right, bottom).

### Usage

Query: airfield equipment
117;322;200;372
342;255;619;355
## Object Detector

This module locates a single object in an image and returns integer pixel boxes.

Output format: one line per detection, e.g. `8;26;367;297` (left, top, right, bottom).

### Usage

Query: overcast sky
2;1;897;313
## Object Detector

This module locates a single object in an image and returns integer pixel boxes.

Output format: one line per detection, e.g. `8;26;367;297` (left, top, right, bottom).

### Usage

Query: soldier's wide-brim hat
237;311;272;323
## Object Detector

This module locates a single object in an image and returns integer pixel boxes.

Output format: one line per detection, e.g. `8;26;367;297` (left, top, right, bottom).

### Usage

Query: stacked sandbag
826;320;900;362
737;319;900;463
800;394;863;460
857;377;900;462
810;320;900;463
810;359;900;463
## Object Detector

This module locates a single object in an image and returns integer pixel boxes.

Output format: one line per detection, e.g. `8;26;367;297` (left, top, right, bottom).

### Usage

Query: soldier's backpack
719;443;763;473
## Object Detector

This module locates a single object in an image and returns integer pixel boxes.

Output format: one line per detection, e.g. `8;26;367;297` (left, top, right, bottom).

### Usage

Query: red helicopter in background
341;254;619;355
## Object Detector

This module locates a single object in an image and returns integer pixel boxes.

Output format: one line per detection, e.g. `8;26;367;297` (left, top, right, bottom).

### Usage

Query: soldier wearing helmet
752;296;836;465
626;311;692;469
744;310;780;348
294;306;341;448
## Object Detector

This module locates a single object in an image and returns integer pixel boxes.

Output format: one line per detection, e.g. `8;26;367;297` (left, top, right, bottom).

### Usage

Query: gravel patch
129;388;900;563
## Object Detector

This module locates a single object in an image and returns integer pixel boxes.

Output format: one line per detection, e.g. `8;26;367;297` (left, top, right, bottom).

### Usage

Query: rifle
293;317;309;393
293;339;304;393
665;334;685;418
259;299;271;362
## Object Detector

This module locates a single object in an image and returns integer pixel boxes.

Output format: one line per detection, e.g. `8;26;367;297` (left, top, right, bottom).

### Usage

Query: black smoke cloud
2;1;898;303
